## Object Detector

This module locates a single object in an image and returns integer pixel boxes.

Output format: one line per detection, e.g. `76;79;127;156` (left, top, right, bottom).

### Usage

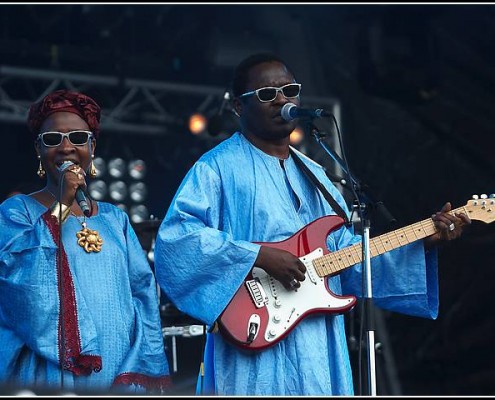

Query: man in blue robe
153;53;470;396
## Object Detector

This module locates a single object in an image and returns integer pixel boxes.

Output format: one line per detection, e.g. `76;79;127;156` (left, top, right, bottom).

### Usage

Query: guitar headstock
464;194;495;224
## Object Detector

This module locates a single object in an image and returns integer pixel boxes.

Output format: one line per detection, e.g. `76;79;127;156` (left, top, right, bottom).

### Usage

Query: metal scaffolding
0;64;341;138
0;64;231;136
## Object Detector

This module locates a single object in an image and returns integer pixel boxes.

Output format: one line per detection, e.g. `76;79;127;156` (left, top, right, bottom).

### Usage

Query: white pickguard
251;247;355;343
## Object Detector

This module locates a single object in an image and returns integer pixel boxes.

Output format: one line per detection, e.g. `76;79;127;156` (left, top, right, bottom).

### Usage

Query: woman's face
34;111;96;185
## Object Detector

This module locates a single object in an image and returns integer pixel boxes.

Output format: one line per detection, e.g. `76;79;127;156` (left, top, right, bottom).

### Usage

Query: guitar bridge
245;278;268;309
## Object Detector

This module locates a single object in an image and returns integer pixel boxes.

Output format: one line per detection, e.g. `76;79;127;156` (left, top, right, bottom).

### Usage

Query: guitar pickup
245;279;268;308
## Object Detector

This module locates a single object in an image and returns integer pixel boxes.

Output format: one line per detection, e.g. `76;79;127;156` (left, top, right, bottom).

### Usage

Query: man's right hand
254;246;306;290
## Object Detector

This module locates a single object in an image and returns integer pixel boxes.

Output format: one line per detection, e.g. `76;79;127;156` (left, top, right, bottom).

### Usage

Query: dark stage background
1;4;495;396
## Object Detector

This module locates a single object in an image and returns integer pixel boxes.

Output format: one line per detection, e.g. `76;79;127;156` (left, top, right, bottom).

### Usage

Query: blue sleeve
154;162;260;326
340;238;439;319
0;197;67;365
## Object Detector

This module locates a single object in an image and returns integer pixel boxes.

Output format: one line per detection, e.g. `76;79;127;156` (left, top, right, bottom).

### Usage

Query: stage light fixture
130;204;150;223
88;180;108;201
88;156;150;226
188;113;207;135
115;203;128;213
129;182;147;203
128;159;146;180
92;157;107;177
108;180;128;202
108;157;127;178
289;127;304;146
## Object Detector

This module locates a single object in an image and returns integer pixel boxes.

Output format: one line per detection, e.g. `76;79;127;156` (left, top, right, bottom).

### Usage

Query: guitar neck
313;206;468;278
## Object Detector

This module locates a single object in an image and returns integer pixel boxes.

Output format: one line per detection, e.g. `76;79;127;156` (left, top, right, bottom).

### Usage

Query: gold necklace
46;188;103;253
71;212;103;253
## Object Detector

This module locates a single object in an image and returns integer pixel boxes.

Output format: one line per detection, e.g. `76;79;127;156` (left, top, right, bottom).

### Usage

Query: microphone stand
307;123;396;227
305;119;393;396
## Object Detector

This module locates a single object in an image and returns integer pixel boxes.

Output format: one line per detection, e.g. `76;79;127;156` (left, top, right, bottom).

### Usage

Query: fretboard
313;206;468;277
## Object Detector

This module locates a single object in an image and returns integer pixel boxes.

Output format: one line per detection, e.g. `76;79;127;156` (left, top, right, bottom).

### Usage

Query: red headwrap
27;89;101;138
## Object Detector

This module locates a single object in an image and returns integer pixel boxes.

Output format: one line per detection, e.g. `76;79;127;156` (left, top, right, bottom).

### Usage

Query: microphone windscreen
281;103;296;122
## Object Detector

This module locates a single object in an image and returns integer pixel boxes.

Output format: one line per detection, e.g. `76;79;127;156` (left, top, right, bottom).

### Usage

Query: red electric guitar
217;196;495;351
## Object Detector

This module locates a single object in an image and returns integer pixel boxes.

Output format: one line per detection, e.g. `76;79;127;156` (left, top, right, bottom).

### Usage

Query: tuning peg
472;194;479;200
489;194;495;199
481;194;488;199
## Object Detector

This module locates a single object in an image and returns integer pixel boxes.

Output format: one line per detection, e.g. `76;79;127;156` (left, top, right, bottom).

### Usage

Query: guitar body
217;215;357;351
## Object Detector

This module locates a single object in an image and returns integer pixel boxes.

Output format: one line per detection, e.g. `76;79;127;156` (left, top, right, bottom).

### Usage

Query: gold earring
89;156;97;178
37;156;45;179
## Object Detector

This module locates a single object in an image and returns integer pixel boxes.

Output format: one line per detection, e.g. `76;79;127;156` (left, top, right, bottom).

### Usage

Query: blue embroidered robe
154;132;438;396
0;196;170;394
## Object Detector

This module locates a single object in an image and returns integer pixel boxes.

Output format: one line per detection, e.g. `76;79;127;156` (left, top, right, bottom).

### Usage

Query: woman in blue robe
0;90;170;394
153;53;469;396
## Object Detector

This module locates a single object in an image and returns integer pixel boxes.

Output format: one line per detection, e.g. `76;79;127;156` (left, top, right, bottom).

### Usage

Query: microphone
281;103;331;122
58;161;91;217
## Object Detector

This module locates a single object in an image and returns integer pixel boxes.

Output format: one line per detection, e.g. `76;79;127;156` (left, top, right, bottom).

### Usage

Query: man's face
237;61;301;141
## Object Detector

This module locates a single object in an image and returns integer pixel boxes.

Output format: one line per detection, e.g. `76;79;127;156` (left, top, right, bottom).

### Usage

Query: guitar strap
289;148;350;226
